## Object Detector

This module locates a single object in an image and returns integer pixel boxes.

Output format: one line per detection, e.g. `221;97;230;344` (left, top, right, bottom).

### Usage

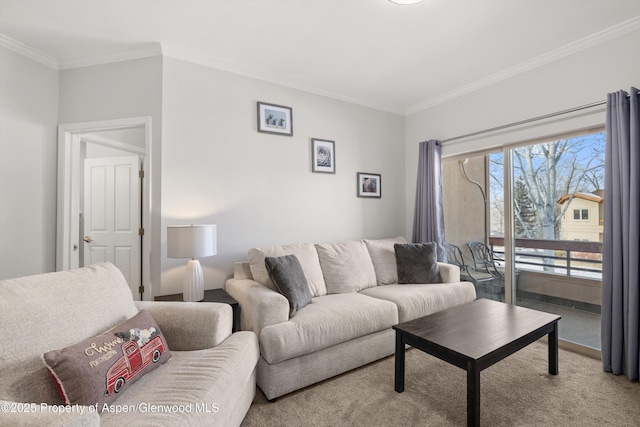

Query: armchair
0;263;259;427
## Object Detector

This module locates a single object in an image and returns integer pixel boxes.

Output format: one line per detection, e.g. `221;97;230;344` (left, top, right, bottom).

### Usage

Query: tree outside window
490;132;605;241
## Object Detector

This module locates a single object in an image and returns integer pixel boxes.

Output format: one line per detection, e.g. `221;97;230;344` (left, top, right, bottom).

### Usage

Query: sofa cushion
364;236;407;284
315;240;378;293
359;282;476;323
248;243;327;297
259;293;398;364
265;255;313;317
395;242;442;284
99;331;259;427
0;263;139;405
42;310;171;411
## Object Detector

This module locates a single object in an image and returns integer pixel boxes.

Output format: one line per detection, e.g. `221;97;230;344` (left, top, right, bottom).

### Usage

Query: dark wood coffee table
393;298;560;427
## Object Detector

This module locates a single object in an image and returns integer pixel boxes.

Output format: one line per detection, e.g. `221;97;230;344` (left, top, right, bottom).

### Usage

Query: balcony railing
486;236;603;309
488;237;602;279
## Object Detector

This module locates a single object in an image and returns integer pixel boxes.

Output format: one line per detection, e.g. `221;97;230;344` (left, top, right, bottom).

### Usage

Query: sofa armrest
0;400;99;426
438;262;460;283
135;301;232;350
225;278;289;338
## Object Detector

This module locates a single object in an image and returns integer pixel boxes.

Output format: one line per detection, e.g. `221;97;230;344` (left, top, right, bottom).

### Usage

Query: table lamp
167;224;217;301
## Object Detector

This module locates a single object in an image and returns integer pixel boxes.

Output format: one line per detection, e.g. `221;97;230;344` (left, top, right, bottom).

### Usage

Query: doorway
56;117;152;300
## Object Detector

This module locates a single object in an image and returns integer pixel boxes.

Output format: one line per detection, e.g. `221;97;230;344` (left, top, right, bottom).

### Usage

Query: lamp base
182;259;205;302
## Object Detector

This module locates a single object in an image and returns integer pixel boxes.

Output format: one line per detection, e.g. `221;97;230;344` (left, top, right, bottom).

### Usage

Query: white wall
404;30;640;238
58;57;163;293
0;46;58;279
161;57;406;295
6;28;635;292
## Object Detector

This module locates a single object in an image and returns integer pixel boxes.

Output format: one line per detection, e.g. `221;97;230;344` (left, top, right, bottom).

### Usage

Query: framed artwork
357;172;381;198
311;138;335;173
257;102;293;136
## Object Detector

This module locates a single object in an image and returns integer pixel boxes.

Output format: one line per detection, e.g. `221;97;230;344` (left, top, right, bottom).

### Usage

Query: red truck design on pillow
104;329;166;396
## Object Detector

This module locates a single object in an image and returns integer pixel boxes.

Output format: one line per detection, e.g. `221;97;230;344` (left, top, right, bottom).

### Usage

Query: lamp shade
167;225;217;259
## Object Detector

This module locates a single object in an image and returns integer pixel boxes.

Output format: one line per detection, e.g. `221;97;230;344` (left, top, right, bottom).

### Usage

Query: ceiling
1;0;638;115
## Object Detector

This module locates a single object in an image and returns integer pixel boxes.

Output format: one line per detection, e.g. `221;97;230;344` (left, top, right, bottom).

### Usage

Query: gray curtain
412;140;446;261
601;87;639;381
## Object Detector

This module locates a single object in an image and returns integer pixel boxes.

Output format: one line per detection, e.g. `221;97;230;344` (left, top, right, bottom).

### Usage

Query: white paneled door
83;156;142;299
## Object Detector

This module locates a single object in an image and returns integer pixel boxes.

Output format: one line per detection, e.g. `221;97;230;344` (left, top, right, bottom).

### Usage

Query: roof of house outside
557;191;604;205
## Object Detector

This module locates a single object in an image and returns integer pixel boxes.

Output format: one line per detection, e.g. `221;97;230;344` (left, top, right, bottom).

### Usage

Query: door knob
83;236;93;243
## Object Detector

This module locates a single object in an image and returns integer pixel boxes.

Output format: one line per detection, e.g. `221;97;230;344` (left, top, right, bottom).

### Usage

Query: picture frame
311;138;335;173
257;101;293;136
357;172;381;198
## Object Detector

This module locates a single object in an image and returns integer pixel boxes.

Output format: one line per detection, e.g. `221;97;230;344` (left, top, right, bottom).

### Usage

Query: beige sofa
225;237;476;400
0;263;259;426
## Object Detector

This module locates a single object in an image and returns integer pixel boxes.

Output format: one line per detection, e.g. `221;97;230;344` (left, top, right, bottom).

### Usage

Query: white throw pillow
364;236;407;284
315;240;378;294
248;243;327;297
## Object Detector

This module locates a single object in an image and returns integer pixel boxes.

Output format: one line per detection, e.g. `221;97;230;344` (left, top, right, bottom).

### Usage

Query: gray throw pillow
265;254;312;317
394;242;442;284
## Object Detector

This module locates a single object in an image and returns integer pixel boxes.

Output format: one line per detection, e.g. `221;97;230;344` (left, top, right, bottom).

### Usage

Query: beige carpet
242;341;640;426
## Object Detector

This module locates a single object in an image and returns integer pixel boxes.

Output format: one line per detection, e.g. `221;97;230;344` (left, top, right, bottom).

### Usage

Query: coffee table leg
467;363;480;427
394;331;405;393
549;320;559;375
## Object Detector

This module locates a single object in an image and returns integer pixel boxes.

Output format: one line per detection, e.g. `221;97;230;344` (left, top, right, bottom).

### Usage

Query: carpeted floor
241;341;639;426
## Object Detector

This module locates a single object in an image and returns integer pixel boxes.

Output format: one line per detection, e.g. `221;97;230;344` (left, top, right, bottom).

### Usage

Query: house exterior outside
557;190;604;242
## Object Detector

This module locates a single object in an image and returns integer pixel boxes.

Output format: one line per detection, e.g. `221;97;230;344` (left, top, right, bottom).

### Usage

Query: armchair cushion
42;310;171;411
395;242;442;284
265;254;313;317
0;399;99;426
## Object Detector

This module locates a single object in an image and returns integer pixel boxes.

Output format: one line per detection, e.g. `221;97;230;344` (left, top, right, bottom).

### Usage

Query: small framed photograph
311;138;335;173
257;102;293;136
357;172;381;198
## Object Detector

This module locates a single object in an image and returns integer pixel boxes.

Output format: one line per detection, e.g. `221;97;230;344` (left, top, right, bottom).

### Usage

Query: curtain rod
441;90;639;144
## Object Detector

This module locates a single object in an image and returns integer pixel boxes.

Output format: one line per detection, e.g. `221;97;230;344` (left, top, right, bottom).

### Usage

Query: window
574;209;589;220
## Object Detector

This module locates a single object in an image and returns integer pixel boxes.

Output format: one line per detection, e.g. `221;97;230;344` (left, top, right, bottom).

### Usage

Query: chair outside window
467;241;504;278
467;241;519;302
445;243;499;300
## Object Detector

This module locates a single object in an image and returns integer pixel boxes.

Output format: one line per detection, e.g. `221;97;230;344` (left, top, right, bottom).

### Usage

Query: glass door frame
502;147;516;305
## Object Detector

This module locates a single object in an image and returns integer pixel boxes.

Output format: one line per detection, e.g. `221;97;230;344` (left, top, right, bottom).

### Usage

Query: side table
155;288;240;332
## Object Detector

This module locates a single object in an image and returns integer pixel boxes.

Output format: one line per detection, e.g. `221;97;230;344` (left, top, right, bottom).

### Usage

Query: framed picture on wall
311;138;335;173
257;102;293;136
357;172;381;198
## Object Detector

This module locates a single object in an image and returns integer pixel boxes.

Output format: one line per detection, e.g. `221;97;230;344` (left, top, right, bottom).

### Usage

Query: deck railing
488;237;602;279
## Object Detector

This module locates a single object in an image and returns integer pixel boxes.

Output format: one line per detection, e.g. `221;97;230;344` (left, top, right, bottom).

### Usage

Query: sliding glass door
444;130;605;351
490;131;605;350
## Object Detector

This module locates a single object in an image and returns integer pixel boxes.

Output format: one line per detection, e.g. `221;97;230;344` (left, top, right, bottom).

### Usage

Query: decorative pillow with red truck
42;310;172;411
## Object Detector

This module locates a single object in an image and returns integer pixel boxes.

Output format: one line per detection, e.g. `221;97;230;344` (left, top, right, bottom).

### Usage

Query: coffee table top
393;299;560;361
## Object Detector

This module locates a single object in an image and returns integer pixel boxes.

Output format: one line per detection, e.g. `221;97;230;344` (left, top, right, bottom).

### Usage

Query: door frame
56;116;152;299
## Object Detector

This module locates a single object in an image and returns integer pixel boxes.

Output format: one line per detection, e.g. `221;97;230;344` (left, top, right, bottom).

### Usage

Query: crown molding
3;14;637;115
406;15;640;115
0;33;58;69
57;43;163;70
160;44;405;115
